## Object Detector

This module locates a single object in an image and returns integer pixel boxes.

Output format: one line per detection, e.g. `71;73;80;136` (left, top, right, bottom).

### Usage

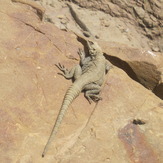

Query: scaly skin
42;40;110;157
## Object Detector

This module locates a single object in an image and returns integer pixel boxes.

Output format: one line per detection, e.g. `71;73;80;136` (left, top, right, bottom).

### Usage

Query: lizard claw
91;95;102;103
85;93;102;104
87;98;92;104
93;97;102;103
57;72;64;76
55;63;69;73
84;94;92;104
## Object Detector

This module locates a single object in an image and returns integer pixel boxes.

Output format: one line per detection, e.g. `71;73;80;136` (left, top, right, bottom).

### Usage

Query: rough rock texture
70;0;163;52
99;41;163;99
0;0;163;163
38;0;163;52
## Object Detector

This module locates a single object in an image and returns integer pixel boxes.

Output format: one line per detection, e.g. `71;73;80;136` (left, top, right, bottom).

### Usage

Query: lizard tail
42;83;81;157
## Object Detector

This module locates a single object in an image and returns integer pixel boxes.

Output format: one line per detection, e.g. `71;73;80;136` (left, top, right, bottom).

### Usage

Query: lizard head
87;40;103;59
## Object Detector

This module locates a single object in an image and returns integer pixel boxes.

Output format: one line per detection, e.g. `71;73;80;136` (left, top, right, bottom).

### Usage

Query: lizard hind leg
84;84;102;104
85;90;102;103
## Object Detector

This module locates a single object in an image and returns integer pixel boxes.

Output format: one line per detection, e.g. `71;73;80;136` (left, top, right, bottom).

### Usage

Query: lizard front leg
78;48;91;66
55;63;82;80
105;61;112;74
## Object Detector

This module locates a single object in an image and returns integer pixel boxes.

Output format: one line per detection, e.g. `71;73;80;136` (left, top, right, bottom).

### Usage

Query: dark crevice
104;54;140;83
105;54;163;100
153;83;163;99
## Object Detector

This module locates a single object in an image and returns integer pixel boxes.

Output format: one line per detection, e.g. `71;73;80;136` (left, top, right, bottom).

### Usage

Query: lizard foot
88;93;102;102
55;63;69;76
85;95;93;104
91;96;102;103
85;94;102;104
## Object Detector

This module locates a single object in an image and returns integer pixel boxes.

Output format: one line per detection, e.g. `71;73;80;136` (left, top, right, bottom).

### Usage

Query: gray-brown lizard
42;40;110;157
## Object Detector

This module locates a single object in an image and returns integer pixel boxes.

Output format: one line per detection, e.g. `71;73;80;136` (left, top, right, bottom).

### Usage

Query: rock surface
0;0;163;163
38;0;163;53
99;40;163;99
69;0;163;52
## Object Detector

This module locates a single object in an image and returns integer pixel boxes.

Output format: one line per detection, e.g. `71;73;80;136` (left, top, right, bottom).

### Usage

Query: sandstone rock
37;0;162;54
71;0;163;52
0;0;162;163
11;0;45;20
133;6;145;19
152;46;160;52
98;41;163;99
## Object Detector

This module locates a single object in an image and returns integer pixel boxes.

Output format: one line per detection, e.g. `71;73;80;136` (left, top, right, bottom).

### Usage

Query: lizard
42;40;110;157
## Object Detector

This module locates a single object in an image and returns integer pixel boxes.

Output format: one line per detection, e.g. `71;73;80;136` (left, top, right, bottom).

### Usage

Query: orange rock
0;0;162;163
